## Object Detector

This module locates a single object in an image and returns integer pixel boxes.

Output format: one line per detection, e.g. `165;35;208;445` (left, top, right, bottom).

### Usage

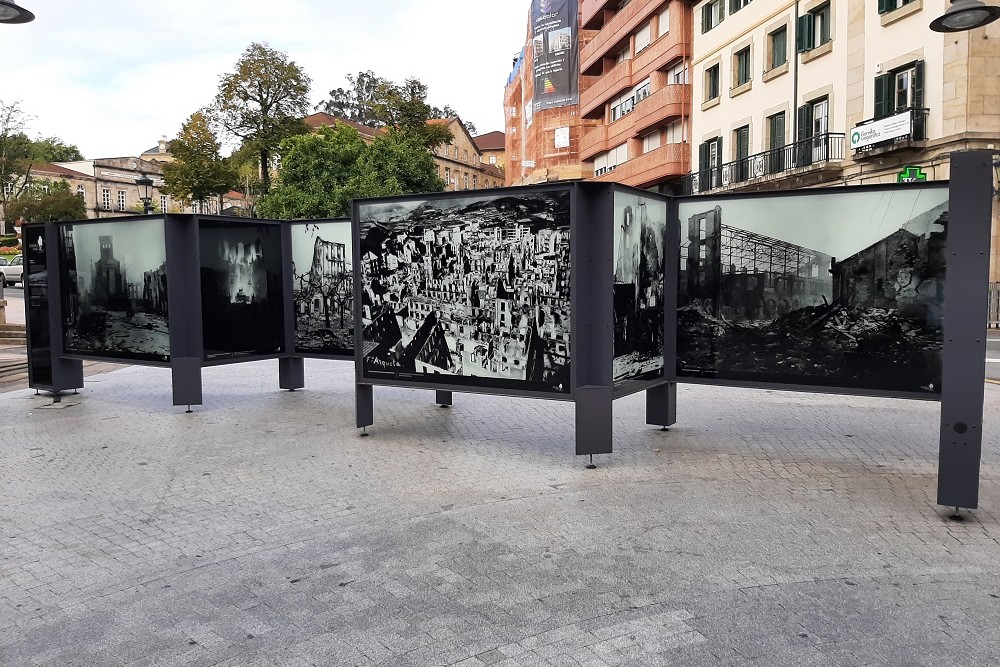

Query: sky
0;0;529;160
677;185;950;261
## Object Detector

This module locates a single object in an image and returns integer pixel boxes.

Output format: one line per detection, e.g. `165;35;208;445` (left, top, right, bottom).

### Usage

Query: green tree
162;110;237;210
211;42;311;193
316;70;389;127
257;125;444;220
30;136;84;162
5;179;86;223
0;100;34;234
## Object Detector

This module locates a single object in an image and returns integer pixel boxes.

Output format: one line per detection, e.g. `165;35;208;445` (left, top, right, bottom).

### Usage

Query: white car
0;255;23;288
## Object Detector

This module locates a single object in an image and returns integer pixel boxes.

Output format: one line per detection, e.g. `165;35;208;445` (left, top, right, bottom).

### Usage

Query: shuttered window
635;22;651;53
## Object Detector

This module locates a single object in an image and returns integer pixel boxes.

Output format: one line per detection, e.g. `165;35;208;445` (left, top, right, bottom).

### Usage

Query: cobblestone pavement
1;360;998;666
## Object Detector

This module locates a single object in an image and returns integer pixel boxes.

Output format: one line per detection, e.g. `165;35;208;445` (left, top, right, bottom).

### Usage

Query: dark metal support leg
279;356;305;391
436;390;453;408
576;385;613;458
171;357;203;411
356;383;374;434
645;382;677;430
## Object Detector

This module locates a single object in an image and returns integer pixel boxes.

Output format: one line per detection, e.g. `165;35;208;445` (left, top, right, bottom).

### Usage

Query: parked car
0;254;23;287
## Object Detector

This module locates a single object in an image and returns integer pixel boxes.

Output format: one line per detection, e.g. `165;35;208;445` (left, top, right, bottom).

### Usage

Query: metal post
279;356;305;391
165;215;204;409
645;381;677;429
356;383;374;430
435;390;453;407
937;150;994;509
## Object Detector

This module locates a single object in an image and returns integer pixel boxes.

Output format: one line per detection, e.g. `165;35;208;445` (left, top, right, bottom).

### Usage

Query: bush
0;246;20;256
0;236;19;248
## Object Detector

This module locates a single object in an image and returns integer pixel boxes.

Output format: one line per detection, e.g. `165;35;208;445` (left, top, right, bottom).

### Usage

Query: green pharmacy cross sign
898;166;928;183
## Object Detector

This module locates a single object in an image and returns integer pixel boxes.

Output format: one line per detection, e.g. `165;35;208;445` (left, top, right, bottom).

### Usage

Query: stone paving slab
0;359;998;666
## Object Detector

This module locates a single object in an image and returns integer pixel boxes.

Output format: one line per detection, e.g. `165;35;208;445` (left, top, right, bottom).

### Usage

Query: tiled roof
303;112;379;139
480;163;505;179
31;163;90;179
473;131;506;151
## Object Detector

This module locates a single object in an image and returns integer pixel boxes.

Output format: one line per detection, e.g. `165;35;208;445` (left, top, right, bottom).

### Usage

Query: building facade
687;0;1000;276
504;6;595;186
430;118;505;191
579;0;695;189
473;131;508;170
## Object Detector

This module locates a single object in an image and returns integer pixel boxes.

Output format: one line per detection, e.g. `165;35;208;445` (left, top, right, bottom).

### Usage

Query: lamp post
135;173;154;215
930;0;1000;32
0;0;34;24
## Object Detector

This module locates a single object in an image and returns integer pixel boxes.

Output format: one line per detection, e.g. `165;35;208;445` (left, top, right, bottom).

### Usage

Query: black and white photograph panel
613;190;667;385
292;221;354;356
59;219;170;362
676;185;949;394
199;220;284;361
358;190;572;394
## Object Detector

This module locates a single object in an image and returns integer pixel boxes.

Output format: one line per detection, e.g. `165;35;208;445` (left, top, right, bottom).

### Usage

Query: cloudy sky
0;1;529;159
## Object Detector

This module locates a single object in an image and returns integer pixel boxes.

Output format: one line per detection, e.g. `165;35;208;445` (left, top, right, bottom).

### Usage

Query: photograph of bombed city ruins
59;219;170;363
292;221;353;356
676;186;949;394
613;191;667;385
200;221;284;361
357;190;572;393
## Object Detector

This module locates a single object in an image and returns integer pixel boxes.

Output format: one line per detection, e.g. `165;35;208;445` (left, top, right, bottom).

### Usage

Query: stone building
473;131;508;170
686;0;1000;277
430;118;505;191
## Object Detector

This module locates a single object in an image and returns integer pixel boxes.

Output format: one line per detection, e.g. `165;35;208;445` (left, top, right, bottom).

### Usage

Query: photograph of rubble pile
676;185;949;394
291;221;353;357
613;190;667;385
357;190;572;393
58;219;170;363
200;220;284;361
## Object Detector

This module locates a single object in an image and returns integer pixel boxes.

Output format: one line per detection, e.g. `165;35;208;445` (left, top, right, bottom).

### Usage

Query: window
768;27;787;70
76;185;85;199
668;60;689;84
102;188;111;210
635;79;652;102
615;46;631;64
733;125;750;181
729;0;752;13
705;64;721;101
767;112;786;150
445;167;452;188
2;182;13;196
117;191;126;211
698;137;723;190
878;0;916;13
665;121;684;144
642;131;661;154
873;61;925;138
489;156;497;164
635;22;652;53
593;143;628;177
702;0;725;32
160;195;168;213
463;173;469;190
610;87;638;121
473;175;478;189
734;47;751;87
658;7;670;36
463;151;468;162
798;3;831;52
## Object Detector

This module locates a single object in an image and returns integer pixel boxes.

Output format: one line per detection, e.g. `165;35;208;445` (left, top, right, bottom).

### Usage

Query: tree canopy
30;136;84;163
210;42;311;193
257;124;444;220
316;71;476;146
5;179;86;223
162;110;237;208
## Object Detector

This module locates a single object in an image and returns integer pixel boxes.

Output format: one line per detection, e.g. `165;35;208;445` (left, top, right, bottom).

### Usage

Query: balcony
582;0;615;28
679;133;846;195
580;59;632;117
581;0;648;71
594;142;689;188
579;84;691;161
851;108;929;159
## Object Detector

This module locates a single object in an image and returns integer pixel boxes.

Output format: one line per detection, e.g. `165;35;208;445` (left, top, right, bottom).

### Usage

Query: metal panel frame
936;151;993;509
669;180;951;401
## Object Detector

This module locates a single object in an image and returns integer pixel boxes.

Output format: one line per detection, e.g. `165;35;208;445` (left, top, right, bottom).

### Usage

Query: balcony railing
679;132;846;195
851;107;928;154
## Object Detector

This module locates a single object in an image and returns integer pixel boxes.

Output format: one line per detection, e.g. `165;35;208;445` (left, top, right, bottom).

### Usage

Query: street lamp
0;0;34;24
135;173;154;215
930;0;1000;32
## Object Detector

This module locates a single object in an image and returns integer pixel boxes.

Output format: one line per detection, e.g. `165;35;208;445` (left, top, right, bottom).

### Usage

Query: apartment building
687;0;1000;274
429;118;505;191
578;0;695;189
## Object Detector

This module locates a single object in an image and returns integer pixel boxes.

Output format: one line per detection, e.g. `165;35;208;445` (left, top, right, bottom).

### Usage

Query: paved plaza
1;359;999;666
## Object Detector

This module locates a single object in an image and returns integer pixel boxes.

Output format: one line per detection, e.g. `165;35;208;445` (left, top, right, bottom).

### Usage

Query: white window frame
102;188;111;210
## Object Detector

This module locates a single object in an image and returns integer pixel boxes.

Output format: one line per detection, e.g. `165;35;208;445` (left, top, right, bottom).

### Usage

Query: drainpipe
792;0;801;147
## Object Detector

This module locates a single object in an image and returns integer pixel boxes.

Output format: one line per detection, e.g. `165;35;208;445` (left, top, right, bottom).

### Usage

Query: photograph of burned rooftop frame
676;184;949;395
356;189;571;394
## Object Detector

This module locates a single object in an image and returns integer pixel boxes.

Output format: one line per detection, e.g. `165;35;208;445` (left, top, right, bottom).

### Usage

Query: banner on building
531;0;579;111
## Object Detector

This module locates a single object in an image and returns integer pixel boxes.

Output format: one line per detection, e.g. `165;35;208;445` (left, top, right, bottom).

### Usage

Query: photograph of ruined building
613;191;666;384
357;190;571;393
292;221;353;356
59;219;170;363
676;186;949;394
199;221;284;360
